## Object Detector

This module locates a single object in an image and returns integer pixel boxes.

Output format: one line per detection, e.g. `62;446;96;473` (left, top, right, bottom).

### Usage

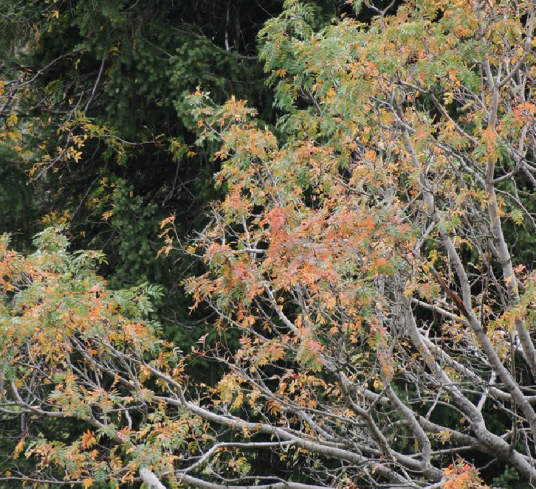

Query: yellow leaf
443;92;454;105
7;114;17;127
83;478;93;488
160;215;175;229
81;430;97;449
436;430;451;444
14;439;25;459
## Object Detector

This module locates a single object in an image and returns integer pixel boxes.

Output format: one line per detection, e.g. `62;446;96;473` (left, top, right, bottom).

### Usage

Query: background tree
0;0;294;284
0;0;343;347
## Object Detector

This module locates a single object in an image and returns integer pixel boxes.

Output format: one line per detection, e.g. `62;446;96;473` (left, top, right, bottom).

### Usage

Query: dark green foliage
0;157;36;250
0;0;288;249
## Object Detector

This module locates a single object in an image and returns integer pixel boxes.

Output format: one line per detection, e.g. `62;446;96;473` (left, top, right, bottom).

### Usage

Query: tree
3;0;536;487
0;0;296;362
0;0;289;288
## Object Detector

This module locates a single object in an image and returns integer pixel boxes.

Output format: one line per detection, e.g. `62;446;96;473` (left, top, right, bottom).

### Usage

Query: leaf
81;430;97;450
7;113;17;127
13;439;25;459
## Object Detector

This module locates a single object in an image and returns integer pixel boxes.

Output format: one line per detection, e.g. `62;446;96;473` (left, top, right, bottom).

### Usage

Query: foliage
181;0;536;485
0;0;287;287
0;156;36;252
0;228;184;487
3;0;536;488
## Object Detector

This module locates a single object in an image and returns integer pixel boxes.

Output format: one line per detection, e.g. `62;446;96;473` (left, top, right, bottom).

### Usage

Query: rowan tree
3;0;536;488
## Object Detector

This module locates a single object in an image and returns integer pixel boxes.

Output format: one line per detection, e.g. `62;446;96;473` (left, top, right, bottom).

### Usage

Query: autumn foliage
3;0;536;487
